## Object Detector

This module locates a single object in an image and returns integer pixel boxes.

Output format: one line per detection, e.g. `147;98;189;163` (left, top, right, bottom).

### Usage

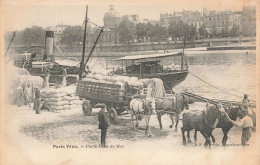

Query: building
182;10;203;31
202;9;240;36
240;6;256;37
102;5;121;44
160;11;183;28
160;10;203;32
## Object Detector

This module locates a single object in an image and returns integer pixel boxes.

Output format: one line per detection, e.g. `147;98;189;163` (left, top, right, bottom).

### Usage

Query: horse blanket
155;97;175;110
146;78;166;98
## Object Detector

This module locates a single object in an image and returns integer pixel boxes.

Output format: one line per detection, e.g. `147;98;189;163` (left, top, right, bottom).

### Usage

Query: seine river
84;49;256;102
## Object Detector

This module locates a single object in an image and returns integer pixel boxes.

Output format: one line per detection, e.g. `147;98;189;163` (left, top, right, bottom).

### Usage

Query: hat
94;103;106;108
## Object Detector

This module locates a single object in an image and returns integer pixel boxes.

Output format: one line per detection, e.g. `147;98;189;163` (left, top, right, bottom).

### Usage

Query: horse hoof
175;128;178;132
169;125;173;128
148;134;153;137
183;142;186;146
135;124;139;128
188;139;192;143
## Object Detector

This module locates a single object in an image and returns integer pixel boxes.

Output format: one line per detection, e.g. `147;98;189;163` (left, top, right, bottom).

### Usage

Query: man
242;94;250;111
229;110;253;146
44;68;51;88
33;88;41;114
61;68;67;87
97;104;110;148
24;84;31;107
16;83;24;107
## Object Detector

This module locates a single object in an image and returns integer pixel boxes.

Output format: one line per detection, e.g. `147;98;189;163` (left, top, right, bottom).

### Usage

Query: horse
156;93;189;131
192;105;242;146
181;105;229;148
129;94;189;136
129;97;156;137
193;105;255;146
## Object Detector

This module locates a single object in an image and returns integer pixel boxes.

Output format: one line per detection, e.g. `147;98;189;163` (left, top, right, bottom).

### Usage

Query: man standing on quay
33;88;41;114
97;104;110;148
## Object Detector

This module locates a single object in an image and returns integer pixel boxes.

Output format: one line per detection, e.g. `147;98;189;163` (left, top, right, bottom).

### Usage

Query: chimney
44;31;54;62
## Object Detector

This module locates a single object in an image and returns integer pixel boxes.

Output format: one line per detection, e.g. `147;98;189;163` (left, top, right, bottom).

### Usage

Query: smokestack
44;31;54;62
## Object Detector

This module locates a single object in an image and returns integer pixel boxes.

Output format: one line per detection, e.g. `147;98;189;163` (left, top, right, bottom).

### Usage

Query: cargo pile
41;85;83;111
85;72;143;89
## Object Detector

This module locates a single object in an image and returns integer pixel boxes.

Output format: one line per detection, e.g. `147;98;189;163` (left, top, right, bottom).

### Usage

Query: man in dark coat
97;104;110;148
33;88;41;114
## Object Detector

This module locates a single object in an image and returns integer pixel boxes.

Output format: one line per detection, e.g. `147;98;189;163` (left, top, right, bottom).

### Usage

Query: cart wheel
109;107;118;124
82;100;92;116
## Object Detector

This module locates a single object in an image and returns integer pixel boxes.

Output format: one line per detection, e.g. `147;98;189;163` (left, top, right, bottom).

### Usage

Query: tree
4;31;23;46
145;22;154;40
168;21;177;40
22;26;45;46
168;20;188;40
211;25;217;38
198;24;208;37
150;24;167;42
117;16;136;44
186;25;198;41
60;26;84;47
230;25;239;37
135;23;147;41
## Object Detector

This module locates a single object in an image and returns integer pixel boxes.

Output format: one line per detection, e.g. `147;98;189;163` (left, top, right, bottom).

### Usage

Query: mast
79;5;88;80
4;32;16;58
181;32;186;71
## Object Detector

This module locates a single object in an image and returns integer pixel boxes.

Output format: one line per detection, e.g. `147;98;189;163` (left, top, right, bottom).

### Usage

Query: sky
2;0;257;32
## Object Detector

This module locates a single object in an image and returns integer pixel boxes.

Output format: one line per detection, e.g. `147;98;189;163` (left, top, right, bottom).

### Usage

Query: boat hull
124;71;189;89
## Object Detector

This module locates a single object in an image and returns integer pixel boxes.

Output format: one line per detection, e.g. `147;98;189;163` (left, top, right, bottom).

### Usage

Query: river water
85;49;256;102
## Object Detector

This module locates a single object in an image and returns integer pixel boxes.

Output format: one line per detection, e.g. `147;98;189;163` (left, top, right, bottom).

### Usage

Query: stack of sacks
48;92;68;111
40;86;83;111
85;73;143;88
40;88;50;102
63;95;83;110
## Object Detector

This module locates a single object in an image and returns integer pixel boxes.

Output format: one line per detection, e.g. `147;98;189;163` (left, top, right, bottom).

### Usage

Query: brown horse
156;93;189;131
193;105;251;146
181;105;229;148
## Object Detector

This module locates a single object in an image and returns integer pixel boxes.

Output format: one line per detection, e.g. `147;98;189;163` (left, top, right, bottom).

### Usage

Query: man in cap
242;94;249;111
229;109;253;146
97;104;110;148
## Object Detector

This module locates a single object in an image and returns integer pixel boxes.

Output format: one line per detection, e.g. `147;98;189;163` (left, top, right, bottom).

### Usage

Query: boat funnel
44;31;54;62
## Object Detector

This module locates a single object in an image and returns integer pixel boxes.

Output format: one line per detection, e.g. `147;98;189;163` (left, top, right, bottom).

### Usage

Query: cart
76;78;142;124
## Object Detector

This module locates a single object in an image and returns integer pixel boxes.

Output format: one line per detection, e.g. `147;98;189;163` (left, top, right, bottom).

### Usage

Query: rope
88;32;104;69
189;71;256;103
88;19;103;28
